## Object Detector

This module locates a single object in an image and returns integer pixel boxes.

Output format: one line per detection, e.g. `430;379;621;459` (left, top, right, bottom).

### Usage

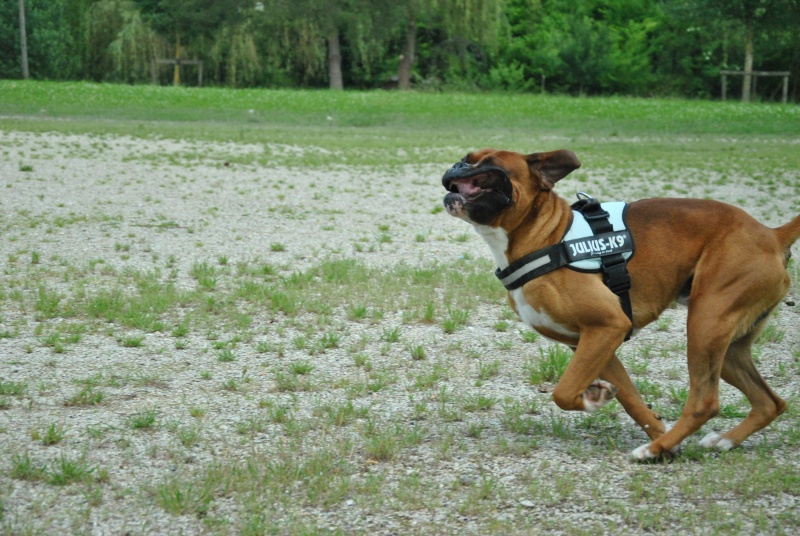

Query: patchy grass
0;83;798;534
0;82;799;182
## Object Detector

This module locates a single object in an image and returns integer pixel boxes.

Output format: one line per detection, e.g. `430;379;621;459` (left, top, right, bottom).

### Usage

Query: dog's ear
525;150;581;190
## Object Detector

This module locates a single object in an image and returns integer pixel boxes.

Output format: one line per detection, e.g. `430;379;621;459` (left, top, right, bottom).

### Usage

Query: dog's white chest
473;225;510;269
473;224;578;339
510;288;578;339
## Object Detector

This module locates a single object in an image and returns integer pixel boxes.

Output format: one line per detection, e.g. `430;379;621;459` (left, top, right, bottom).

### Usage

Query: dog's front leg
599;354;667;440
551;326;628;414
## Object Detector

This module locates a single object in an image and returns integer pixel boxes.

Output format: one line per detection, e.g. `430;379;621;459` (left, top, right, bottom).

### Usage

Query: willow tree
390;0;435;89
279;0;395;89
133;0;235;85
204;1;265;87
320;0;382;90
86;0;165;83
392;0;504;89
208;17;261;87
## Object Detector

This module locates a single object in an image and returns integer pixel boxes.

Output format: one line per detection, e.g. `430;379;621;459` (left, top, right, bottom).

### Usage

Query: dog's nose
442;160;471;189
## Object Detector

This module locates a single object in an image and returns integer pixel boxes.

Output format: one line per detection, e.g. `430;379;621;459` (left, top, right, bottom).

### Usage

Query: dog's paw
583;380;618;413
698;431;735;451
630;440;681;462
630;443;658;462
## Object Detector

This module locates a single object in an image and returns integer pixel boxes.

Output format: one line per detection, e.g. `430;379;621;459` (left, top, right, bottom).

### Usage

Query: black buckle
572;193;610;224
583;208;610;221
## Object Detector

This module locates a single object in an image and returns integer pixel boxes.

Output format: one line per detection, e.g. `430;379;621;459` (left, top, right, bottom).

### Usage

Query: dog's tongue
457;180;482;197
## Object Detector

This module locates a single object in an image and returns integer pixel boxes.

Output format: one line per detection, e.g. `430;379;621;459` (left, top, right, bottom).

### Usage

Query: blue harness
495;193;635;339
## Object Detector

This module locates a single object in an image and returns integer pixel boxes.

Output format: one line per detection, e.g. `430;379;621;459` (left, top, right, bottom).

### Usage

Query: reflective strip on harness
496;252;553;289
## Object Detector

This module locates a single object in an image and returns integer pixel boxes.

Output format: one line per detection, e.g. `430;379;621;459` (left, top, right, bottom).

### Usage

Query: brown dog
442;148;800;460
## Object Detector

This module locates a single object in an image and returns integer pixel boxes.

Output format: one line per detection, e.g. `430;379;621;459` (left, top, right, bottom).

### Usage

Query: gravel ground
0;130;798;535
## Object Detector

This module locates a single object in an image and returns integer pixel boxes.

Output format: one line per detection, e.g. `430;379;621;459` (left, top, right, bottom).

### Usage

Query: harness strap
573;194;634;340
495;243;570;290
495;193;635;341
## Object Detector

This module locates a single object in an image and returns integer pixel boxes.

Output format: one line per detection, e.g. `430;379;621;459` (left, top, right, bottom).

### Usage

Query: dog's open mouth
446;174;496;201
442;161;512;201
441;159;514;223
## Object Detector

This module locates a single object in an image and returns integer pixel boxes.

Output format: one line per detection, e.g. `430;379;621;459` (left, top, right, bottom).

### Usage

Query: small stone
519;500;535;508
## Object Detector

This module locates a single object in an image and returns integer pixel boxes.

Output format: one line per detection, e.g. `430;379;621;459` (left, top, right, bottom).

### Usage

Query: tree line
2;0;799;101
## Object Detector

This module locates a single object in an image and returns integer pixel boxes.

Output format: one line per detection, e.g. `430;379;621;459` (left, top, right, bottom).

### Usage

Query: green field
2;80;800;170
0;81;799;534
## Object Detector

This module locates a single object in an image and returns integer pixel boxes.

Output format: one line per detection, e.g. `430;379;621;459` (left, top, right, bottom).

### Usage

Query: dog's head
442;149;581;226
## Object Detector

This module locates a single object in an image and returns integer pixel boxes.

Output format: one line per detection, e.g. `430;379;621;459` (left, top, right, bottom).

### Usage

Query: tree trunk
18;0;29;79
741;18;754;102
327;29;343;90
173;33;182;86
398;19;416;90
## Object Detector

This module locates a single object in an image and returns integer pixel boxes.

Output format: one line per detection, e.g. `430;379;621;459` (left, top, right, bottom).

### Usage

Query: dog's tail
775;214;800;260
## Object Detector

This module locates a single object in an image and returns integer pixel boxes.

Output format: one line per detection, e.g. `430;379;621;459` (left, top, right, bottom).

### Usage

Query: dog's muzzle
441;160;513;199
441;160;473;189
442;160;513;206
441;159;514;224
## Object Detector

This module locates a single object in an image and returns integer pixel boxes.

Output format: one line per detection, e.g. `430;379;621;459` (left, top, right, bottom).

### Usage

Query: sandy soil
0;130;798;534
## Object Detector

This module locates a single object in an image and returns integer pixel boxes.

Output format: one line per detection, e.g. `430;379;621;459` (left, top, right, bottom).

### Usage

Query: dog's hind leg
631;317;731;461
696;246;791;451
630;281;755;460
633;286;788;459
630;225;793;462
599;354;667;441
699;328;787;451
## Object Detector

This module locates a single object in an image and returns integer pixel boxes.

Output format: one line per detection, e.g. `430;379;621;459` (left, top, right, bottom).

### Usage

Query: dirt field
1;130;798;534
